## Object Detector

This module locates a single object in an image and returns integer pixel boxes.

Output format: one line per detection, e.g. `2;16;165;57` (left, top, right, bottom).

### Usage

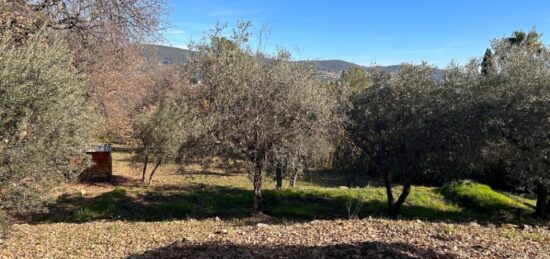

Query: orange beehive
77;144;113;182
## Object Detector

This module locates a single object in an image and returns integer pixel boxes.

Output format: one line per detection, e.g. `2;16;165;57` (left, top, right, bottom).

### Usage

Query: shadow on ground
129;240;456;259
299;170;370;188
23;182;509;224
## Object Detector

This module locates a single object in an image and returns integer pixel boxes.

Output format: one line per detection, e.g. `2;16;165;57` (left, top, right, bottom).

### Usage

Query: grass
65;183;533;223
439;180;530;214
40;151;537;224
74;188;129;222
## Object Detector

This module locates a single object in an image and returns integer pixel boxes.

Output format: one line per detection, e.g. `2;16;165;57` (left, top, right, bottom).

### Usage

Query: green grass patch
73;188;133;222
68;181;535;223
264;186;475;220
439;180;531;216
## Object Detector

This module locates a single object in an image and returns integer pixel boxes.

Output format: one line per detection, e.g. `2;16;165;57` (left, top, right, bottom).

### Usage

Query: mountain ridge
144;44;444;80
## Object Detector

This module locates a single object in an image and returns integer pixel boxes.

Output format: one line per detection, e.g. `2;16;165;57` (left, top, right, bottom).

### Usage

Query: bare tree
1;0;169;141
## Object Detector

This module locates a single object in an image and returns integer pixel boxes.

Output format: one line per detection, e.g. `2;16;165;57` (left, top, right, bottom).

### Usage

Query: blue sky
164;0;550;67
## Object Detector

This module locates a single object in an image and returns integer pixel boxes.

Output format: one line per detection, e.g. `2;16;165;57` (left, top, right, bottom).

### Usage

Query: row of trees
1;1;548;220
135;25;549;218
341;30;549;218
135;23;334;212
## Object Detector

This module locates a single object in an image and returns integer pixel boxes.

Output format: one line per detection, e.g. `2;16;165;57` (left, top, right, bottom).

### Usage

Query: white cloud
165;29;186;35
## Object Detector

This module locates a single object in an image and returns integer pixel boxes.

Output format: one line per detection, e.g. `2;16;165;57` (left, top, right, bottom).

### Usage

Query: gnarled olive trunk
275;163;283;190
535;183;549;218
289;170;298;187
384;173;412;219
141;155;148;183
384;174;395;216
147;159;162;186
253;164;263;213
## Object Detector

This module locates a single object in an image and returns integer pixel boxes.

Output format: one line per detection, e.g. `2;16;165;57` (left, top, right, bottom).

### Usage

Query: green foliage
440;181;528;214
345;63;471;217
74;208;102;222
328;66;370;186
0;33;94;214
481;48;496;76
0;210;8;239
134;96;200;163
479;29;550;216
339;67;369;90
341;29;549;218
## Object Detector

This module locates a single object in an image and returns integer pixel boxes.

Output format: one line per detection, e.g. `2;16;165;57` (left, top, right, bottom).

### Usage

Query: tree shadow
76;174;144;188
129;240;457;259
300;169;370;188
178;170;242;177
112;146;139;153
21;183;511;225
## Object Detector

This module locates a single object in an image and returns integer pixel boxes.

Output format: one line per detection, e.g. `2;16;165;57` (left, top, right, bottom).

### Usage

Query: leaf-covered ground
1;218;549;258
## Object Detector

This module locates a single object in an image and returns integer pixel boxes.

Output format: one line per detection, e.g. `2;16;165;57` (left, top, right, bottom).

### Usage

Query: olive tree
269;133;332;189
327;67;369;187
134;96;199;185
191;23;333;213
0;33;93;213
346;64;470;218
436;29;550;218
481;30;550;217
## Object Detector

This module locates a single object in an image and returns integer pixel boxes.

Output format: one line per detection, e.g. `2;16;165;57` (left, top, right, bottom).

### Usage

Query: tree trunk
390;183;411;219
275;163;283;190
535;183;549;218
253;164;263;213
345;169;352;188
141;155;148;183
148;159;162;186
289;170;298;187
384;174;395;218
303;158;308;175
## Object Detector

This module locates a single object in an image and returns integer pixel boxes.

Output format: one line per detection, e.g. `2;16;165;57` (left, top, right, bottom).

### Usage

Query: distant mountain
143;44;444;80
308;60;443;80
308;60;361;73
142;44;194;66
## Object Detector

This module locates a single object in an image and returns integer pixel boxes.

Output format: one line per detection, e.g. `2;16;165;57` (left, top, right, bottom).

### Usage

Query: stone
256;223;269;228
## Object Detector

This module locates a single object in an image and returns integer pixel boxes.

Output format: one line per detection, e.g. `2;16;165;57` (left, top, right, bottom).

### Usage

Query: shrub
0;33;94;215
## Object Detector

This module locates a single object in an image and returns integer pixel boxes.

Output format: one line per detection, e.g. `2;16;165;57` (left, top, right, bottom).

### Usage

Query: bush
0;33;94;214
0;210;8;239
